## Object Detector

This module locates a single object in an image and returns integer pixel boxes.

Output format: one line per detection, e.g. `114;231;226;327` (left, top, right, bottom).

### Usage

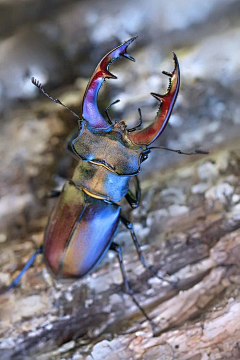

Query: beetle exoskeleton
43;37;180;280
2;37;180;331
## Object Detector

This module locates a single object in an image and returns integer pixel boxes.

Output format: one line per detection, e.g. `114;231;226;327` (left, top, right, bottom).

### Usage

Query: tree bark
1;133;240;359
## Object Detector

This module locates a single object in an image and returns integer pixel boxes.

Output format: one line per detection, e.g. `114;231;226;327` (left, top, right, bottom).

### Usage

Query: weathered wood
1;140;240;359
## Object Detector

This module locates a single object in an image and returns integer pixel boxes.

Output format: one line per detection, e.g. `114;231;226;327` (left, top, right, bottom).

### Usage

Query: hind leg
110;242;155;330
0;246;43;294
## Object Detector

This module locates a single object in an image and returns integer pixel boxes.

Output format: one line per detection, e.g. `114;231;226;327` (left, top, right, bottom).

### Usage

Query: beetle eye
140;149;151;163
140;154;148;162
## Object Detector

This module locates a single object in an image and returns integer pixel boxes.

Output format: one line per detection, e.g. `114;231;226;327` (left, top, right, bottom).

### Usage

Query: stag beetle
1;37;188;330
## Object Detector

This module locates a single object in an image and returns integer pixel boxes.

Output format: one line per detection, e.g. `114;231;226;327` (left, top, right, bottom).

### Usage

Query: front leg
125;176;141;209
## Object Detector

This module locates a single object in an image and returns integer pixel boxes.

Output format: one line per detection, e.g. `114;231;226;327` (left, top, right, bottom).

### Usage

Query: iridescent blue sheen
1;38;181;292
43;181;120;278
82;37;136;129
72;160;131;203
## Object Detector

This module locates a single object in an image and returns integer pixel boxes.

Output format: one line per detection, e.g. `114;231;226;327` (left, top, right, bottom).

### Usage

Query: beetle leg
0;246;43;294
110;242;130;292
65;129;81;160
120;215;148;268
125;176;141;209
48;190;61;198
120;216;177;285
110;242;155;330
47;130;80;199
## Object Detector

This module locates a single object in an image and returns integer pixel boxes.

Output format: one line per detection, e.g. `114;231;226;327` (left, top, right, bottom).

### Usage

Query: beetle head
72;37;180;175
80;37;180;147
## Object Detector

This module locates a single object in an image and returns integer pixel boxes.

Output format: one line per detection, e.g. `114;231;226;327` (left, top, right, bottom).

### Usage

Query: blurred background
0;0;240;357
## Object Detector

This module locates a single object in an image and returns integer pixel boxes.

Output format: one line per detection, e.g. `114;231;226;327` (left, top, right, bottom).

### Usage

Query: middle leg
120;215;176;285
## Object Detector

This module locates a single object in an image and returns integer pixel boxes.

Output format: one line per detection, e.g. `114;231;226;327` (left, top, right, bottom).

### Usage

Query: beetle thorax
72;123;145;176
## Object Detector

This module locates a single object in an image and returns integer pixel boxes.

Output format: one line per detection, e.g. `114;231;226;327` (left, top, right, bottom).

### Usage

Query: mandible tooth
123;53;135;62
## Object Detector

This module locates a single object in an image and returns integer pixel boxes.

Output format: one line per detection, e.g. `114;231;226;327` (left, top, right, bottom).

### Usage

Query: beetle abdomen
44;181;120;279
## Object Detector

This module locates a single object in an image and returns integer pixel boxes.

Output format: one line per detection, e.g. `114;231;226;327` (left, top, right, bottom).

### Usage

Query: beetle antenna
31;77;81;121
148;146;209;156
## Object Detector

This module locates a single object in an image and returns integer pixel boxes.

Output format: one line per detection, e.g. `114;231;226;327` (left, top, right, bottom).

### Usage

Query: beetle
1;37;183;329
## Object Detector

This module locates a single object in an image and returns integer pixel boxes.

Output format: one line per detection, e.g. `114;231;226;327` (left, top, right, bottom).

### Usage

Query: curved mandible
82;37;137;129
127;52;180;145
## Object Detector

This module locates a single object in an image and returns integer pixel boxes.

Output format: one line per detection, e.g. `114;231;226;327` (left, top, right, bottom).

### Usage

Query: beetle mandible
2;37;181;328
